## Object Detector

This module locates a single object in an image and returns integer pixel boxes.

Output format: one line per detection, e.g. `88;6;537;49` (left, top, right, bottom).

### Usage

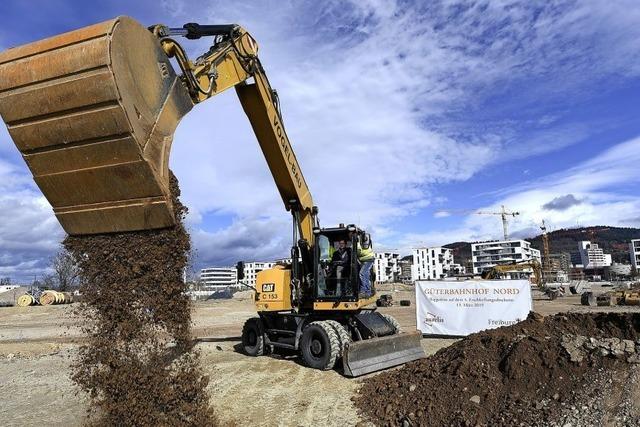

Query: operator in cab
330;239;351;295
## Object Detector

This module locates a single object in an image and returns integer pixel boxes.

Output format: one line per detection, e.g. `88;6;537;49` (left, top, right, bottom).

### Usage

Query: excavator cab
314;227;365;301
312;225;378;301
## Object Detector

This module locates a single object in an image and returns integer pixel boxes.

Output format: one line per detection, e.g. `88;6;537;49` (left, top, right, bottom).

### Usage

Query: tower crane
540;220;551;278
434;205;520;240
474;205;520;240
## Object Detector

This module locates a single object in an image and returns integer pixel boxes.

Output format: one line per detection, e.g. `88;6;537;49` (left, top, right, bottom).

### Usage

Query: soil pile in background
64;173;215;426
355;312;640;426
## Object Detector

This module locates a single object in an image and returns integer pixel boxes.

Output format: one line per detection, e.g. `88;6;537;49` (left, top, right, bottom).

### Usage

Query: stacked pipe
17;294;37;307
16;291;75;306
39;290;74;305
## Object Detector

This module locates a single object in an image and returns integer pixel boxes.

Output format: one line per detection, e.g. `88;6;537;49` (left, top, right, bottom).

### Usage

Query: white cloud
433;211;452;218
190;216;291;267
0;159;62;282
400;137;640;250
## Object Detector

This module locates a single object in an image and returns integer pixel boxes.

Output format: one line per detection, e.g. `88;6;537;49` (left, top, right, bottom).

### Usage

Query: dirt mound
355;312;640;426
0;286;27;304
232;290;255;300
64;173;215;426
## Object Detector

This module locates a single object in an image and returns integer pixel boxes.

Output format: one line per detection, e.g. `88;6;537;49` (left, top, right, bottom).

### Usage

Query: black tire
400;300;411;306
324;320;352;358
300;321;340;370
242;317;265;356
581;292;596;306
380;313;401;334
547;290;559;300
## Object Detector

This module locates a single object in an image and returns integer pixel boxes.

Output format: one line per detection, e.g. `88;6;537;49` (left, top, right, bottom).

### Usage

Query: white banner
415;280;532;336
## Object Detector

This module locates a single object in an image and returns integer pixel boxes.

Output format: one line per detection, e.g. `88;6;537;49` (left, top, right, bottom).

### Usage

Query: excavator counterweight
0;17;193;235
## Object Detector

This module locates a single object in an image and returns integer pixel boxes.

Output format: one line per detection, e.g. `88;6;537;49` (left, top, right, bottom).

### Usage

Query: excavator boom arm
156;23;316;243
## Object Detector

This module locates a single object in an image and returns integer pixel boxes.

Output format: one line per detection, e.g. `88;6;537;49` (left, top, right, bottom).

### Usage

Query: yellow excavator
0;16;424;376
481;260;562;300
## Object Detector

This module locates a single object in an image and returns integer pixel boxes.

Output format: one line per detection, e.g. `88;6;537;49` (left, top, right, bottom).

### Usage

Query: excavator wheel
324;320;352;359
300;321;340;370
241;317;266;357
380;313;402;334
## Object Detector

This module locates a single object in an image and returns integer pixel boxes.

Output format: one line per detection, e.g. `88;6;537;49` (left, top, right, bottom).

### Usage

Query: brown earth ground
1;283;639;426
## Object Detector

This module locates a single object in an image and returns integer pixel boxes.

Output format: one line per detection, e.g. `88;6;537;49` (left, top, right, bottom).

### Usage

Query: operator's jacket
356;242;375;263
331;248;352;272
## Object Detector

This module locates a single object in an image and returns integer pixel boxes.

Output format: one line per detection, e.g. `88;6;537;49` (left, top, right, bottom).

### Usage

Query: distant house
630;239;640;270
374;252;401;283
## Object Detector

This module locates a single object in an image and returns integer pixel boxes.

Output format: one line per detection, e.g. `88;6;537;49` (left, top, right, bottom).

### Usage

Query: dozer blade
343;331;425;377
0;16;193;235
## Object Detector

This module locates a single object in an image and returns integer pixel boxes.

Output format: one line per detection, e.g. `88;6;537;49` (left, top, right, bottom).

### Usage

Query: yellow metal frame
313;295;377;311
161;28;315;245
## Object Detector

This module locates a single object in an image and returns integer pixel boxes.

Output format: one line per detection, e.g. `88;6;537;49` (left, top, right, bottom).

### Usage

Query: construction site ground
1;283;639;426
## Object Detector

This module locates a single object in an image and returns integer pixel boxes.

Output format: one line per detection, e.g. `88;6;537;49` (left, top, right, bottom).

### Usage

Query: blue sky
1;0;639;281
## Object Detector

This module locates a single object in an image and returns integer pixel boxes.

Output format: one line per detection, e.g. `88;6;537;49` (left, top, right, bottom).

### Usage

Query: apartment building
471;239;541;275
199;267;238;289
411;247;456;281
578;241;612;269
374;252;401;283
630;239;640;270
241;261;276;288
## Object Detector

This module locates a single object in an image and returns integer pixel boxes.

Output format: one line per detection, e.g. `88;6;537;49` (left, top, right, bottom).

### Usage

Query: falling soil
355;312;640;426
64;173;215;426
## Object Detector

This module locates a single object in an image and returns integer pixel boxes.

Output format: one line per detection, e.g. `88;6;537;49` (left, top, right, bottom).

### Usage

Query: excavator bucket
0;16;193;235
343;331;425;377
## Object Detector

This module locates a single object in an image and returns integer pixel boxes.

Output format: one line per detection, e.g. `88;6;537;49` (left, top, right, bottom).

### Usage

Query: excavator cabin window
314;232;359;301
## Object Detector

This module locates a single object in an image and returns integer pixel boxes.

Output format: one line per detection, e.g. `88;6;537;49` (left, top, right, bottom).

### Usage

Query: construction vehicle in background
539;219;570;284
482;260;563;300
582;288;640;307
0;16;424;376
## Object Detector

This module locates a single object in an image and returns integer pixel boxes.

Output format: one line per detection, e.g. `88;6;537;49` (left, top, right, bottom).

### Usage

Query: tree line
1;247;80;292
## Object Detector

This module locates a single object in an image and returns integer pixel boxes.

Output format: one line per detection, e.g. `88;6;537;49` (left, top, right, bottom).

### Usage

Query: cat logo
262;283;275;292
